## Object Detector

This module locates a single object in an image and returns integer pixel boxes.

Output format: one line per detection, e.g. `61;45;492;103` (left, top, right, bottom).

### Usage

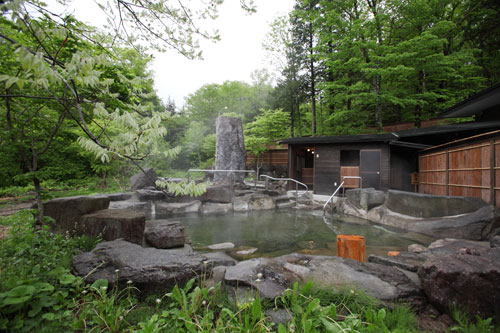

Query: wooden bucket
337;235;366;262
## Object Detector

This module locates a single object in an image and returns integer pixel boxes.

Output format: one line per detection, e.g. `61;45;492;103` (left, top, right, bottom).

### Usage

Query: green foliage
267;0;500;136
0;210;98;331
244;108;291;174
156;179;209;197
450;308;497;333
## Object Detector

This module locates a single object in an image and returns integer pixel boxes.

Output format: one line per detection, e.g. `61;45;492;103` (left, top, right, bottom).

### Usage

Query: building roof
280;120;500;146
439;82;500;118
280;132;394;145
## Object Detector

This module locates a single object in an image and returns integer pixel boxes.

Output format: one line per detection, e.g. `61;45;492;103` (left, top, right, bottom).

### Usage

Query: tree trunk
309;21;317;136
100;171;107;189
33;177;44;227
374;75;382;130
414;69;426;128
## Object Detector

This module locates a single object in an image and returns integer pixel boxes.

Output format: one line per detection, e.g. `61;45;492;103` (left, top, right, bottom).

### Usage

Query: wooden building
418;83;500;207
281;83;500;197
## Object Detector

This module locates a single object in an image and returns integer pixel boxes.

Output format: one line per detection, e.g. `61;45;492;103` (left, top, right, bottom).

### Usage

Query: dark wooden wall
419;132;500;207
312;143;390;195
390;149;417;192
314;145;340;194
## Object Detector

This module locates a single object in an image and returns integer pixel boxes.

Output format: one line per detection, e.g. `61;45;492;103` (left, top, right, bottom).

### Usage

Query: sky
152;1;295;108
53;0;295;108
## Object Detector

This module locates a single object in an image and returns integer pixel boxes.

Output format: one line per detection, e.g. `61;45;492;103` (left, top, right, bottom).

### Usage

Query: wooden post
491;140;495;205
337;235;366;262
446;149;450;196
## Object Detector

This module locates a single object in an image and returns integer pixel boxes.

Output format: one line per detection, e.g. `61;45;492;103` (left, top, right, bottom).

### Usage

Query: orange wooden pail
337;235;366;262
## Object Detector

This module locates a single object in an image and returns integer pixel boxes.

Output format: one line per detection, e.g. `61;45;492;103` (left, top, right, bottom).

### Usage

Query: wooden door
360;150;381;189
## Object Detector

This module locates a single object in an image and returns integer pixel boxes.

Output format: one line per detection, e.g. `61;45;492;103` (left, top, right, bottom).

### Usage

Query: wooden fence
246;149;288;169
418;131;500;207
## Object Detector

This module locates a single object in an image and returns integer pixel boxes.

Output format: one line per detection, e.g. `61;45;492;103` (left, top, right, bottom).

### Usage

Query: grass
0;177;129;208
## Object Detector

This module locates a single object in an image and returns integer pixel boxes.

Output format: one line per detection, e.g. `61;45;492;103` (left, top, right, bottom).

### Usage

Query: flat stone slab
155;201;201;216
207;242;235;251
221;253;425;308
201;202;232;214
368;252;429;272
81;209;145;245
134;189;168;201
368;239;492;273
42;195;110;234
109;201;149;216
72;239;230;289
230;246;259;260
224;258;287;299
105;192;133;201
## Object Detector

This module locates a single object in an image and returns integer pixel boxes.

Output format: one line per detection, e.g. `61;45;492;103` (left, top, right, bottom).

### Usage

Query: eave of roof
280;132;394;145
280;120;500;145
394;120;500;138
439;82;500;118
421;129;500;153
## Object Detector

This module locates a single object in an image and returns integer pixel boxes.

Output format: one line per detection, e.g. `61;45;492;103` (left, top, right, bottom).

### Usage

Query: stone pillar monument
214;116;246;184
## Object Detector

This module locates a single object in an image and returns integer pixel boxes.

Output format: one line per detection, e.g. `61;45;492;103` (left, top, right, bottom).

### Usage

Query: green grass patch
0;177;130;208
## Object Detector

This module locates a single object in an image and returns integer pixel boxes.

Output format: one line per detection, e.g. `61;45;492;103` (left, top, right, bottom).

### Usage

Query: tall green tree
0;0;255;221
276;0;499;135
244;108;290;177
264;15;308;137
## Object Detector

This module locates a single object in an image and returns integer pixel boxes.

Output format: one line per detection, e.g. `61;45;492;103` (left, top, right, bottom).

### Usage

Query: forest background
1;0;499;196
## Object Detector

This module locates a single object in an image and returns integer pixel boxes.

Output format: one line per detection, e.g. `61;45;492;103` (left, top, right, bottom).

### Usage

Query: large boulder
198;185;235;203
72;239;234;289
109;201;149;218
105;193;133;201
42;195;110;234
130;168;157;191
251;194;275;210
491;235;500;248
289;254;426;308
134;189;167;201
81;209;145;245
155;201;202;216
144;220;187;249
385;190;487;218
201;202;233;214
231;193;277;212
232;194;252;212
368;204;500;240
214;116;246;184
222;254;425;307
418;246;500;319
336;190;500;241
360;188;386;211
224;258;289;299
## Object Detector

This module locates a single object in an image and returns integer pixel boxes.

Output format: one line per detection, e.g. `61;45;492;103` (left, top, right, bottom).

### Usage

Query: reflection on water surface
164;210;434;257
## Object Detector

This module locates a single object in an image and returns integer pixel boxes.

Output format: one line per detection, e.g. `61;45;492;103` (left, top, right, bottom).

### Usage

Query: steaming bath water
166;210;434;257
